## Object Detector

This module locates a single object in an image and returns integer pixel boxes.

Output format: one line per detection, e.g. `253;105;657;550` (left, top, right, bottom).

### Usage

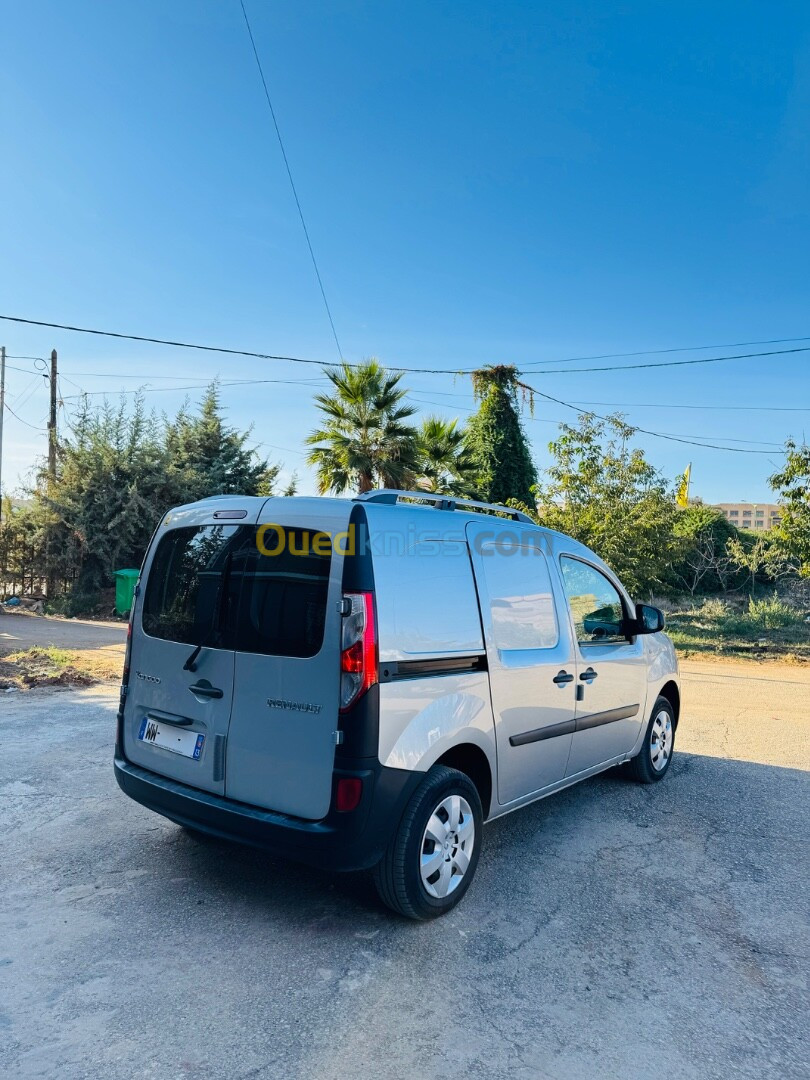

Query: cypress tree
465;365;537;507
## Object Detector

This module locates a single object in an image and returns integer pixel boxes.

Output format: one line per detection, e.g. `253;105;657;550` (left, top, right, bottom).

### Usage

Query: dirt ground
0;611;126;689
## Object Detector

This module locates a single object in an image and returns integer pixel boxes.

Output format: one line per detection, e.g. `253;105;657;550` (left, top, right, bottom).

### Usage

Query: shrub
45;591;101;618
699;597;732;619
746;593;804;630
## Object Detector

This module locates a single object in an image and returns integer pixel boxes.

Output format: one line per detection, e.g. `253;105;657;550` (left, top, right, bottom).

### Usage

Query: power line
408;392;784;447
12;360;792;454
60;375;331;399
3;314;809;377
237;0;343;361
68;378;783;448
10;372;46;412
0;314;340;368
517;380;787;455
65;370;325;382
569;399;810;413
519;334;810;367
521;346;810;375
2;400;46;431
5;362;47;376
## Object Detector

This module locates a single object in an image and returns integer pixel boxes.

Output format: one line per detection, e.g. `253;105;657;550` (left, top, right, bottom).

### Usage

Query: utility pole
0;345;5;523
45;349;58;599
48;349;58;481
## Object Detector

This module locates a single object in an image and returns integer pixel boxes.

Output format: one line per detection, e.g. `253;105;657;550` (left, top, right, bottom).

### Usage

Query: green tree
21;387;289;611
165;382;278;503
306;360;418;493
726;532;796;597
414;416;479;496
533;413;680;596
769;439;810;576
465;365;536;506
672;504;739;595
45;394;170;599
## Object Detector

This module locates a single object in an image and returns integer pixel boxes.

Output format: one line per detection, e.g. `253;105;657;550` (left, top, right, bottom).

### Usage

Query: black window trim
558;552;635;649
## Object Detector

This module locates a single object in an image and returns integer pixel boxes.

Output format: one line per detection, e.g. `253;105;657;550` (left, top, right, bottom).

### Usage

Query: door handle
579;667;598;682
188;681;224;700
553;670;574;686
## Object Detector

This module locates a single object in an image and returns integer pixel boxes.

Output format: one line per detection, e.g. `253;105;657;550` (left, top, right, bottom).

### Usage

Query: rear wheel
628;696;675;783
374;765;483;920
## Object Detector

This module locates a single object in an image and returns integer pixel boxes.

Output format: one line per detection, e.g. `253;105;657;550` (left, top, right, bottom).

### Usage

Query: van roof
166;492;629;596
178;491;581;550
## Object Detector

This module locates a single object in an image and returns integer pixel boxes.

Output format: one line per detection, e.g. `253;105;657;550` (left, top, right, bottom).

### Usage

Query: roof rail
354;489;535;524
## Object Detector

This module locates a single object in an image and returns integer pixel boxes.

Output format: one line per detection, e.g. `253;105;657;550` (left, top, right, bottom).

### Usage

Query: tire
373;765;483;920
627;696;676;783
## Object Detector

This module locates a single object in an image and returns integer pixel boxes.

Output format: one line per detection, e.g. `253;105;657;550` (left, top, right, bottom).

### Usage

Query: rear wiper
183;551;234;672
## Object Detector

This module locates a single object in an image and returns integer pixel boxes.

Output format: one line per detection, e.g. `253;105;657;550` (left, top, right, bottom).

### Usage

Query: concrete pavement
0;611;127;652
1;665;808;1079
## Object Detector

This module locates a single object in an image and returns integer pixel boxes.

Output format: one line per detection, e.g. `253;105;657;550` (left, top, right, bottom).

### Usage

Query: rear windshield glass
142;524;332;658
237;527;332;658
142;525;241;646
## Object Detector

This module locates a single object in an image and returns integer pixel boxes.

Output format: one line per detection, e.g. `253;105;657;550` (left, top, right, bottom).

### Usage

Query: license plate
138;717;205;760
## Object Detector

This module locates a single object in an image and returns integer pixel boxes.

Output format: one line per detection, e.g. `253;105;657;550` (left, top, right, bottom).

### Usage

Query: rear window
142;524;240;646
142;524;332;658
236;527;332;658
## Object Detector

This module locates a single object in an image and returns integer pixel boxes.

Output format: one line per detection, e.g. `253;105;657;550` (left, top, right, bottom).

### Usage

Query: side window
373;540;485;660
480;543;559;651
560;557;627;646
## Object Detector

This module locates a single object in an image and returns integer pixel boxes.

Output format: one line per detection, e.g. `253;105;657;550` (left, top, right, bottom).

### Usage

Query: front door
559;556;647;777
467;523;577;806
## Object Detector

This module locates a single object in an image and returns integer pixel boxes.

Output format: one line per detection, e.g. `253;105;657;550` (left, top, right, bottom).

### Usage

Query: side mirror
634;603;665;635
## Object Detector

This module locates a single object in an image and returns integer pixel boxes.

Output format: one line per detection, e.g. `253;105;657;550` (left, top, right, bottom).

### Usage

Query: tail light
340;591;377;710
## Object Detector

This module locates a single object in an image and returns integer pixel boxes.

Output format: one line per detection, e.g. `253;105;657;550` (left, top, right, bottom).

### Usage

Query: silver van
115;490;680;919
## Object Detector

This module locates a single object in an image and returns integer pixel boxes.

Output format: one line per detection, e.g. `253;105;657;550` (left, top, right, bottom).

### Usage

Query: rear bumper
114;751;422;872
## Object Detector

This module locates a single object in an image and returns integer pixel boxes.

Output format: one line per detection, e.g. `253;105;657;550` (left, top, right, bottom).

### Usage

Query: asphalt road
0;611;127;651
1;665;808;1079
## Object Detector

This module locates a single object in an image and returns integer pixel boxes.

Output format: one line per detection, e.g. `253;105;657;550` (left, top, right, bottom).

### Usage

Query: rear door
224;501;350;820
124;511;251;795
467;522;578;805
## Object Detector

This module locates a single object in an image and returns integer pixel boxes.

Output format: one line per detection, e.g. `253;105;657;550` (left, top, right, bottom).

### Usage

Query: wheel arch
434;742;493;819
657;680;681;729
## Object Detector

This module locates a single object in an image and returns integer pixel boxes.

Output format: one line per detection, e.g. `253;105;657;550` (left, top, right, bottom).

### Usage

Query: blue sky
1;0;809;503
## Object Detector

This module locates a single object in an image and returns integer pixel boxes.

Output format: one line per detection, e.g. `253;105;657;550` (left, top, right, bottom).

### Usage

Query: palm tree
306;360;419;494
415;416;480;497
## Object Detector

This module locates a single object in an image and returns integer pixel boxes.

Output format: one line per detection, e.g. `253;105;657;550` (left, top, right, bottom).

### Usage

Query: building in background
714;502;782;530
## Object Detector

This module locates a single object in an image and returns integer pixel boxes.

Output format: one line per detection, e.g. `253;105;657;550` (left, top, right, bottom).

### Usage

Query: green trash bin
113;569;140;617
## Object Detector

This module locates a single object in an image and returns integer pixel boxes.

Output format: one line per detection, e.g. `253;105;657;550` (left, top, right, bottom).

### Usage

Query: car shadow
148;750;809;926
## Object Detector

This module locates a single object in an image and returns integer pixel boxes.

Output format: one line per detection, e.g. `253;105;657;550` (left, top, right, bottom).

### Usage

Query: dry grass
0;645;124;690
666;595;810;663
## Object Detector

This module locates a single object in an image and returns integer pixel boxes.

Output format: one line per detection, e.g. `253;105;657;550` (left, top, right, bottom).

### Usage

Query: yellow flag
676;463;691;508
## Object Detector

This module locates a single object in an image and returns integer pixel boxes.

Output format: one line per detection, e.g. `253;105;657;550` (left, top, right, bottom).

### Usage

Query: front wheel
627;696;676;783
374;765;483;920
